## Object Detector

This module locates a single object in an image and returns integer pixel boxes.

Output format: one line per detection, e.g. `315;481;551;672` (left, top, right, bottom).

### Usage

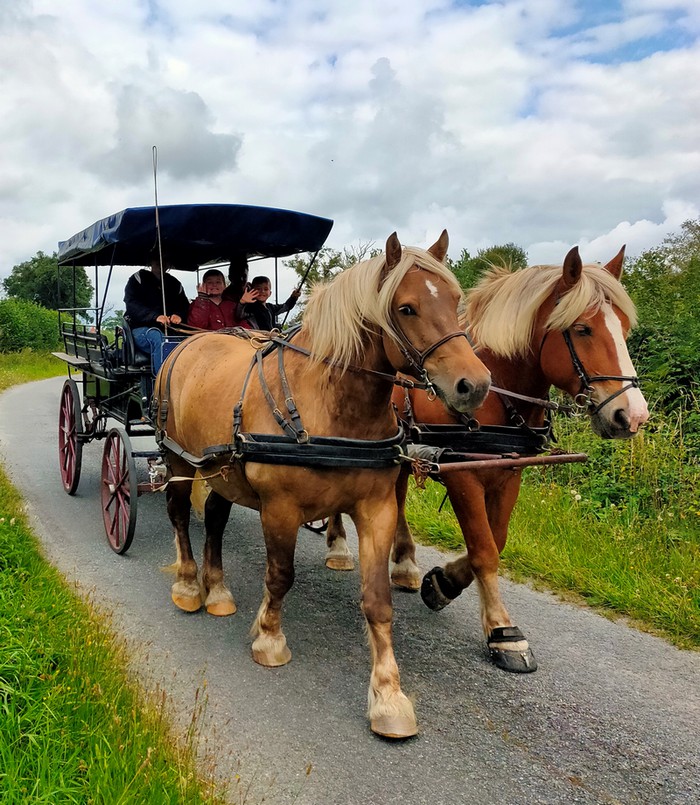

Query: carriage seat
119;318;152;371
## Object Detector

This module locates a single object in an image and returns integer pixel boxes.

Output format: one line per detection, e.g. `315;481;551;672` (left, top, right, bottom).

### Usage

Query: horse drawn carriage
53;205;647;738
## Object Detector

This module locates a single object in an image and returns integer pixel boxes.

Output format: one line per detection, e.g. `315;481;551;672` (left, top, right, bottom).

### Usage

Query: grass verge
0;351;227;802
0;348;66;392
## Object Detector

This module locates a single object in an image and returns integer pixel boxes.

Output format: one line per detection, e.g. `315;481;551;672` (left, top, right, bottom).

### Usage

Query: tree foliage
283;242;380;322
624;219;700;428
450;243;528;291
2;251;93;312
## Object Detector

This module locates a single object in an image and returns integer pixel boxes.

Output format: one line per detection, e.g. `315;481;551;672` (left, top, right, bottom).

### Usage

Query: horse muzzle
436;371;491;414
589;388;649;439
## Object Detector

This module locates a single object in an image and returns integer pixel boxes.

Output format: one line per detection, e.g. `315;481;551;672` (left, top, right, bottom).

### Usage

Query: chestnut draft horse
325;246;648;672
154;232;490;738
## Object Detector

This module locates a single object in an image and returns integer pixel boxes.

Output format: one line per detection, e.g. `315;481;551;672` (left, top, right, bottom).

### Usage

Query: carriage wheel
58;378;83;495
304;518;329;534
101;427;138;555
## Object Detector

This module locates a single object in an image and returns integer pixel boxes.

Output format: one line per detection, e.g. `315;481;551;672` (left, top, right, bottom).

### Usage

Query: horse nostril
456;378;474;397
614;408;630;429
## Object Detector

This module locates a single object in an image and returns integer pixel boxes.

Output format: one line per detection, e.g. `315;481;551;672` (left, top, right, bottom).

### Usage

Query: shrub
0;299;60;352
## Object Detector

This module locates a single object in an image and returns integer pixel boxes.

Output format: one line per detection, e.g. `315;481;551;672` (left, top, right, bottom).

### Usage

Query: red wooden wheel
101;427;137;554
58;378;83;495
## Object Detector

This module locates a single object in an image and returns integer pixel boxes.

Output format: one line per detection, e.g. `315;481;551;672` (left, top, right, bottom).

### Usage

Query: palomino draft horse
325;246;648;672
154;232;490;738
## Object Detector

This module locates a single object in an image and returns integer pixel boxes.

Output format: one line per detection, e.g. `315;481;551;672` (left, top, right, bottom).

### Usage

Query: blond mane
303;246;463;371
466;262;638;358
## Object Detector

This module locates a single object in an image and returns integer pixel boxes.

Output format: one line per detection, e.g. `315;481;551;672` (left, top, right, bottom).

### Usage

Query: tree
450;243;528;291
285;241;380;289
282;241;381;323
2;251;93;311
623;222;700;422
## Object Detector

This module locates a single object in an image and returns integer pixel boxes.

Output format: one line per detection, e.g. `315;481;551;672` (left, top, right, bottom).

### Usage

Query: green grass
0;351;227;803
0;348;65;392
405;413;700;650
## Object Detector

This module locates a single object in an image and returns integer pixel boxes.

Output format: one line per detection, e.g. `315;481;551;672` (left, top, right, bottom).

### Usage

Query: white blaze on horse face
601;305;649;433
425;278;439;299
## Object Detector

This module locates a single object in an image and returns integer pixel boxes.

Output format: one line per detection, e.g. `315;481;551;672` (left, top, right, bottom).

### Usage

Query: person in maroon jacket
188;269;257;330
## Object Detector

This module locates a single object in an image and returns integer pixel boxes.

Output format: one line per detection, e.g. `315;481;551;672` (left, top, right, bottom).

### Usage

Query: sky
1;0;699;308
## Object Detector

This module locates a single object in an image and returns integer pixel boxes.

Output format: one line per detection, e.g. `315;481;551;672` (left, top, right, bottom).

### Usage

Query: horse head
379;230;491;414
541;246;649;439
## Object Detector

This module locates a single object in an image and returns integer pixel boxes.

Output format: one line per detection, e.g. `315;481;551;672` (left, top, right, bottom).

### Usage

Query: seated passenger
188;268;256;330
124;254;190;374
221;253;249;303
239;275;301;331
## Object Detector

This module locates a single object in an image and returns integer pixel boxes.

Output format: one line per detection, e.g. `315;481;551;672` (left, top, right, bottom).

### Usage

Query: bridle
390;319;469;399
541;324;640;416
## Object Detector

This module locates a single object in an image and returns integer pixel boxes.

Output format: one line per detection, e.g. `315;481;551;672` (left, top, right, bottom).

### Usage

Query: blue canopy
57;204;334;269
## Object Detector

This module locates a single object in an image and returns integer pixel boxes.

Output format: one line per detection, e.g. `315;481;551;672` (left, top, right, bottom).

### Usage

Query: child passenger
187;269;256;330
240;275;301;331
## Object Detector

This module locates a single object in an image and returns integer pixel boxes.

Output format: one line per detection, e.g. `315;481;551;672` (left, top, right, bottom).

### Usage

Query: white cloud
1;0;698;311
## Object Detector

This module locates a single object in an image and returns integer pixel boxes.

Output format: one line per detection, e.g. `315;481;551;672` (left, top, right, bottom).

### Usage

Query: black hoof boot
420;567;462;611
487;626;538;673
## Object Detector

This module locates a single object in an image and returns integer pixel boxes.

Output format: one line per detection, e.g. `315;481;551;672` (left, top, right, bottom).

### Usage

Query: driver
124;252;190;373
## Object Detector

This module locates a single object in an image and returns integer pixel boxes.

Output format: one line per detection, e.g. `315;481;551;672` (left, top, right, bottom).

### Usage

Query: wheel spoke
100;428;136;554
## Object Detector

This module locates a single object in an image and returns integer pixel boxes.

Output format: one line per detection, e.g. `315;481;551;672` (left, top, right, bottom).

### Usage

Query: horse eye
398;304;416;316
573;323;592;336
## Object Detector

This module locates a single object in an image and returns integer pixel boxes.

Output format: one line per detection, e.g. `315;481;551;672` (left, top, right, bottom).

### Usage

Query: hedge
0;299;61;352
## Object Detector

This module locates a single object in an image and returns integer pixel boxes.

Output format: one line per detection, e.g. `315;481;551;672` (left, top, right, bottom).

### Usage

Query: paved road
1;378;698;805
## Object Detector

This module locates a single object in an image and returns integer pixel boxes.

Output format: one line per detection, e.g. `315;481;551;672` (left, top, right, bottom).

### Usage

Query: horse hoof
371;714;419;740
325;554;354;571
420;567;461;611
206;599;237;617
489;646;538;673
171;593;202;613
391;559;421;591
252;637;292;667
487;626;538;673
391;572;421;592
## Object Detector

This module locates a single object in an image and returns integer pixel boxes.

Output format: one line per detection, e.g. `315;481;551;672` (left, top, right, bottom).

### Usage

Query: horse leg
353;496;417;739
250;505;297;667
421;473;535;672
202;490;236;616
482;476;536;672
325;512;354;571
390;466;421;591
167;470;202;613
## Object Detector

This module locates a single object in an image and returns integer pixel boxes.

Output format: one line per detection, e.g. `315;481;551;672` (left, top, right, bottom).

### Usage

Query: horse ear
427;229;449;263
561;246;583;290
603;245;625;280
384;232;402;275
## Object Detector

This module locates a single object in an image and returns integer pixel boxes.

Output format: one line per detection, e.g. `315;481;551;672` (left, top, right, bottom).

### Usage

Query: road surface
0;378;698;804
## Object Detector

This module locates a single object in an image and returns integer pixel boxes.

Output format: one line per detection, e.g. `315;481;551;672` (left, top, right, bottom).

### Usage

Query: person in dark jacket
221;254;249;303
239;275;301;331
124;255;190;373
